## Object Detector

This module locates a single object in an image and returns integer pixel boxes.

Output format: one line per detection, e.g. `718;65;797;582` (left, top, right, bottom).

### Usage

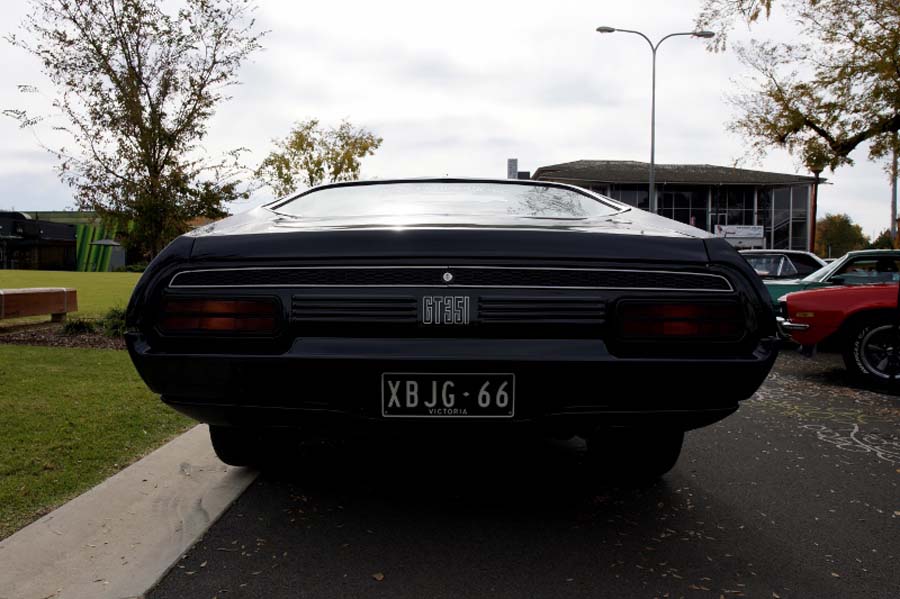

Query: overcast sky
0;0;895;238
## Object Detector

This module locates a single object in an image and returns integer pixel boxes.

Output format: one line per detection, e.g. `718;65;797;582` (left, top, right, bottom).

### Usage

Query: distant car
740;249;826;280
778;283;900;389
763;249;900;302
125;178;779;478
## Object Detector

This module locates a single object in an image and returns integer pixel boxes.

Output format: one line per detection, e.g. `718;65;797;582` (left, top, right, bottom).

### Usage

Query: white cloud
0;0;895;235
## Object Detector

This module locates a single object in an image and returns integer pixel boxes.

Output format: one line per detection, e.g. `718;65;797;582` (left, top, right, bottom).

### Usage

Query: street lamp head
692;30;716;39
595;26;616;33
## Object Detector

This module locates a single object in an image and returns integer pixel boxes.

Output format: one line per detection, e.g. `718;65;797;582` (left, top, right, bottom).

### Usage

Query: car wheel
586;429;684;481
843;317;900;391
209;425;267;467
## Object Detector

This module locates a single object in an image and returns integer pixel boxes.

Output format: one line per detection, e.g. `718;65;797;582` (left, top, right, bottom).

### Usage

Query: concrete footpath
0;425;257;599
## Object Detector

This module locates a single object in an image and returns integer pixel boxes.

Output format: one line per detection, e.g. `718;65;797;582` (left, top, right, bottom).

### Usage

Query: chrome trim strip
173;284;733;292
776;316;810;332
169;265;734;292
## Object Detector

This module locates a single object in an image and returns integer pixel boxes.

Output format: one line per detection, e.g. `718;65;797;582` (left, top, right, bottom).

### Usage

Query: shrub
100;307;127;338
112;263;147;273
60;318;96;335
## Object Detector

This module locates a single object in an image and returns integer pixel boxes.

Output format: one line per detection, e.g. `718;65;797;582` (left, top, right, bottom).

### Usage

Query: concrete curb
0;424;258;599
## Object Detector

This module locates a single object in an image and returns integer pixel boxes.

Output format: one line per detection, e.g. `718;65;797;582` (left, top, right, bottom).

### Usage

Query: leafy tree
696;0;900;248
4;0;263;258
815;213;869;258
868;228;897;249
697;0;899;169
256;119;383;198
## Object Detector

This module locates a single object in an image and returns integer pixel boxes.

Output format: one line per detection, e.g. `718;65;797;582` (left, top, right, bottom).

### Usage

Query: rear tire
209;426;267;467
587;429;684;481
841;317;900;393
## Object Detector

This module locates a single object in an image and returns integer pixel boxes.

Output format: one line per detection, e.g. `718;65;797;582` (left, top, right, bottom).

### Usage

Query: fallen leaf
372;572;385;582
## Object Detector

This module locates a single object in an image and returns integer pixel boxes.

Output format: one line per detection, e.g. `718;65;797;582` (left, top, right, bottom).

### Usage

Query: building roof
533;160;822;186
25;211;101;225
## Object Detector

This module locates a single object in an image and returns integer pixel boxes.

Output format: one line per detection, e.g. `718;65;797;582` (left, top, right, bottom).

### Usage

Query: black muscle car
126;179;778;478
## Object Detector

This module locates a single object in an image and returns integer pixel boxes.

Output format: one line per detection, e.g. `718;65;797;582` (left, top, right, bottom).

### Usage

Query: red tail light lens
158;298;278;335
618;302;744;340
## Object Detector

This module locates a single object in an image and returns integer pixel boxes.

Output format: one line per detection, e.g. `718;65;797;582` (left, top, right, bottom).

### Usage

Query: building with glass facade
532;160;820;251
0;211;76;270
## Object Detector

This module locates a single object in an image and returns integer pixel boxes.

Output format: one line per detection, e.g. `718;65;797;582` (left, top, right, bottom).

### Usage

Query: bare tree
5;0;264;257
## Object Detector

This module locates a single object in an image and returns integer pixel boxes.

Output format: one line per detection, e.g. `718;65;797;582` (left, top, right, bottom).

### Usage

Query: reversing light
618;302;743;340
158;298;278;334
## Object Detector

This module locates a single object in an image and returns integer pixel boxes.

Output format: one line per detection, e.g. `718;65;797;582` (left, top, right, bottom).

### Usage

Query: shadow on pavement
257;432;672;513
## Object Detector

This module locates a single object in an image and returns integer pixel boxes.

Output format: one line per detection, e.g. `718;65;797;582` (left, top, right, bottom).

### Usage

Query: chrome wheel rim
860;325;900;380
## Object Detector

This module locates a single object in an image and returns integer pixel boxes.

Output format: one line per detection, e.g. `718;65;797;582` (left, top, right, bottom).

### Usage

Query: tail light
617;301;744;341
158;298;278;335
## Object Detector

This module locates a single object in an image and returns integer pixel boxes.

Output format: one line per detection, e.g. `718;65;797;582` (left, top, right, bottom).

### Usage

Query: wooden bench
0;288;78;322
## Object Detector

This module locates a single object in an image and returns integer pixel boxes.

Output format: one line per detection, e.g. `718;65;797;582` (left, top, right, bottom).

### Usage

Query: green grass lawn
0;270;140;325
0;345;191;539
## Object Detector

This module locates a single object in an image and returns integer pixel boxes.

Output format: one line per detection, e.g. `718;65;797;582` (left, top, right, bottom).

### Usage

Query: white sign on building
714;225;765;249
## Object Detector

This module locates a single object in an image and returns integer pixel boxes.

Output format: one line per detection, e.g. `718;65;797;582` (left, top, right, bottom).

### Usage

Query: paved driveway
150;352;900;599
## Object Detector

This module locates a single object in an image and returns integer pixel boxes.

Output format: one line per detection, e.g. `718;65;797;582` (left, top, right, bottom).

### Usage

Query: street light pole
596;27;714;214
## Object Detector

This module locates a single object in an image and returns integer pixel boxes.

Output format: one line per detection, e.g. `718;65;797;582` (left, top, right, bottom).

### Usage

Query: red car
778;283;900;389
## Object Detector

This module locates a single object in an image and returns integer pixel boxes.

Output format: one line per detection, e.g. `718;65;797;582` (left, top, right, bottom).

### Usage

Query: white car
740;249;827;280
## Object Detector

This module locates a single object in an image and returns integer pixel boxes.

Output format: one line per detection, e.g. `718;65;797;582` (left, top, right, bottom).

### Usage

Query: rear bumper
127;333;778;433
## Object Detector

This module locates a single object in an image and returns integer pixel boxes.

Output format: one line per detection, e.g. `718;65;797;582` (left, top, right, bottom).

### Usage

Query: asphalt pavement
150;352;900;599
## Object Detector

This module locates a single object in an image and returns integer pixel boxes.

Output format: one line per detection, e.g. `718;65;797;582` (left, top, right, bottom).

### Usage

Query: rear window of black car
271;181;623;220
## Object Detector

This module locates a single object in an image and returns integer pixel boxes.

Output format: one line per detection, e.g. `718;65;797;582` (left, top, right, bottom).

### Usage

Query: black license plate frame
381;372;515;418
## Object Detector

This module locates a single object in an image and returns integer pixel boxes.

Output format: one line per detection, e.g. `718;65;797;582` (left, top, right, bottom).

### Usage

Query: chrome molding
169;265;734;293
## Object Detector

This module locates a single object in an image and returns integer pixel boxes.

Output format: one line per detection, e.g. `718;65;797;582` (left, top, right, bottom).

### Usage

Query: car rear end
126;228;778;439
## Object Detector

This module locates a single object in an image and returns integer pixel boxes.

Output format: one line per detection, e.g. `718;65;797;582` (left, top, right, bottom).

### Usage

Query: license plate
381;373;515;418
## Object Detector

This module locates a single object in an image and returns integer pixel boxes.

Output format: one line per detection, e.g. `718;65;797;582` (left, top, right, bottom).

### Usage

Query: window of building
727;188;754;225
609;185;650;211
710;186;754;228
757;188;772;238
773;187;792;249
791;187;809;250
658;188;707;229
